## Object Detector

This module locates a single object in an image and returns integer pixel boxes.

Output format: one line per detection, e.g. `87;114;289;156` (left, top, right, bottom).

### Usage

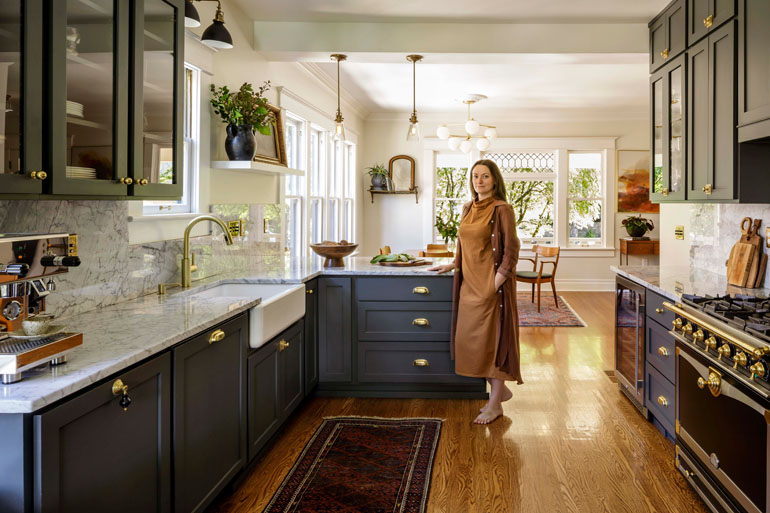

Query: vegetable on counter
370;253;417;263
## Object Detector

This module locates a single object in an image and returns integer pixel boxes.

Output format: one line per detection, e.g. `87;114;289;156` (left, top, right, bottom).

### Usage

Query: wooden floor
209;292;708;513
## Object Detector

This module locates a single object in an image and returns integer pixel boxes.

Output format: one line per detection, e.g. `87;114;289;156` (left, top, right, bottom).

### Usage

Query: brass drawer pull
306;289;314;295
279;339;290;351
209;329;225;344
119;177;133;185
658;346;669;357
112;379;132;411
704;14;713;28
655;308;664;314
412;318;430;326
412;286;429;295
413;359;429;367
657;395;669;407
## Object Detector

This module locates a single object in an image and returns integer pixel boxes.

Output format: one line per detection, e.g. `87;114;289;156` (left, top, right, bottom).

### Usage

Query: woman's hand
494;272;506;290
428;263;455;274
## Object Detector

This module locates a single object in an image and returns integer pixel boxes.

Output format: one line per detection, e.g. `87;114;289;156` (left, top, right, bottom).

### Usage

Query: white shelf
211;160;304;177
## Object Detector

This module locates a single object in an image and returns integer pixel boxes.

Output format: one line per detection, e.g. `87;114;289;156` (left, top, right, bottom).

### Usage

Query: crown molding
298;62;369;120
365;108;648;123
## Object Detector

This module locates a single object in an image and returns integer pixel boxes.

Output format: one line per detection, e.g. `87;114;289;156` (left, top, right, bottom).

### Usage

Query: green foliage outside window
568;167;602;237
434;166;468;243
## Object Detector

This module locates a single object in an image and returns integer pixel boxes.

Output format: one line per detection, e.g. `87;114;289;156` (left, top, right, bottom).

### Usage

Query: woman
429;159;522;424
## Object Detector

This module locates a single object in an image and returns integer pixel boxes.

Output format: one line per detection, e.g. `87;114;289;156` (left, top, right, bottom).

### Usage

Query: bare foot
480;384;513;412
473;406;503;425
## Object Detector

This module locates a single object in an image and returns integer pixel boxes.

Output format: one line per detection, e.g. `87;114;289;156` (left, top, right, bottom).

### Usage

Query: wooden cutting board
746;219;763;286
754;252;768;288
727;242;757;286
378;260;431;267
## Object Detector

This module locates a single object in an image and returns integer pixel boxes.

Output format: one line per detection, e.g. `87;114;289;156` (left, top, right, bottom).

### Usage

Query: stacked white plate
66;101;84;118
65;166;96;179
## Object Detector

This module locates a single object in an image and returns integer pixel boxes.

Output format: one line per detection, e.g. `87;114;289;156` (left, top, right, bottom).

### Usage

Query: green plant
622;215;654;234
366;163;388;177
210;81;274;135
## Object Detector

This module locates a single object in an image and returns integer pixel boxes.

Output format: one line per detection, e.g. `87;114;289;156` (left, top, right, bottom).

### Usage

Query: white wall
361;116;654;290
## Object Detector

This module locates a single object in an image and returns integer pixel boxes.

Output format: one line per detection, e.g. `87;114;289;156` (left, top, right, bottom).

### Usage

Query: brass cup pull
412;318;430;326
279;339;290;351
120;177;133;185
412;286;429;295
413;359;429;367
657;395;669;407
658;346;669;357
112;379;132;411
655;308;664;314
30;171;47;180
661;48;669;59
704;14;713;28
209;329;225;344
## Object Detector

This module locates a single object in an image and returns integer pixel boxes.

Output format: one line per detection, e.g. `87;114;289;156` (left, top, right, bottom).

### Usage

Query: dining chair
379;246;392;255
515;245;561;312
419;243;454;258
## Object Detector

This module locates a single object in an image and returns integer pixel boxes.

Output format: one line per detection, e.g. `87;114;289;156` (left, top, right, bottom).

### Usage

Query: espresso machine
0;233;83;384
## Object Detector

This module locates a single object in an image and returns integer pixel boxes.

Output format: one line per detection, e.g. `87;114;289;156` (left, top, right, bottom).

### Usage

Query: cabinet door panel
667;0;687;59
304;280;318;394
709;21;737;200
666;58;686;200
688;38;710;200
247;341;280;461
318;277;352;383
689;0;711;43
650;72;666;201
34;353;171;513
650;16;667;72
738;0;770;126
279;321;304;418
173;315;247;513
711;0;736;30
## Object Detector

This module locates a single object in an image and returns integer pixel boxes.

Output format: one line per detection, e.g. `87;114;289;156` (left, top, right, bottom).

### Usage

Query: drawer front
647;289;676;329
355;277;453;302
646;317;676;380
358;342;473;384
357;301;452;341
646;364;675;434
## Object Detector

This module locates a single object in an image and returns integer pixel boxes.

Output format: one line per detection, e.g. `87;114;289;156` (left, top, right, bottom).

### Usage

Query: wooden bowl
310;243;358;267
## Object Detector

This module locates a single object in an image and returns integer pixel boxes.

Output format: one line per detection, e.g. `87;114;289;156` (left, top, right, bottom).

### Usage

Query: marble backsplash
0;200;281;318
688;203;770;288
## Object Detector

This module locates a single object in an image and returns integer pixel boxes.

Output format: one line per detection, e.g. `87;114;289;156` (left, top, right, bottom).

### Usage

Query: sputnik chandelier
436;94;497;153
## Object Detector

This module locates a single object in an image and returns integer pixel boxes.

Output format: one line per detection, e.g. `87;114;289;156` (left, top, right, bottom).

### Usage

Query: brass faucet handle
158;282;182;295
190;252;198;273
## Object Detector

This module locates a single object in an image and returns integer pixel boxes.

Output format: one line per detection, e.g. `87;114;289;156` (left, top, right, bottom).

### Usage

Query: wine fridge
615;275;647;414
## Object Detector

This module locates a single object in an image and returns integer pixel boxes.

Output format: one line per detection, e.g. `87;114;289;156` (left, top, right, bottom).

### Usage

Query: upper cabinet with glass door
130;0;184;199
0;0;44;196
650;55;687;202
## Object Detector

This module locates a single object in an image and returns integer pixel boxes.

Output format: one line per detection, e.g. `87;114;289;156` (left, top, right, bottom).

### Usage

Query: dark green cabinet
687;21;736;201
0;0;44;195
318;277;352;383
650;0;687;73
650;55;687;202
304;279;318;395
33;353;172;513
688;0;735;45
172;314;247;513
738;0;770;128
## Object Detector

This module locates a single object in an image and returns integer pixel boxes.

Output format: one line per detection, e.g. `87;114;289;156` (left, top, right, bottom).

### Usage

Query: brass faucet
181;215;234;287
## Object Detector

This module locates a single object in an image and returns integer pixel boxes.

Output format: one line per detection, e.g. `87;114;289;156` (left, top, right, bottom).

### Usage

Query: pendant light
201;0;233;49
436;94;497;154
406;54;423;142
184;0;201;27
331;54;347;142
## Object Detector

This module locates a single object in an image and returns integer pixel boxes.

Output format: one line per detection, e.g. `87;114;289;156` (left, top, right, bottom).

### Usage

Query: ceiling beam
252;22;647;56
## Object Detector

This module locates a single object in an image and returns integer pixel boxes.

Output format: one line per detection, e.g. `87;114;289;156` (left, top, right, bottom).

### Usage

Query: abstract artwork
617;150;659;213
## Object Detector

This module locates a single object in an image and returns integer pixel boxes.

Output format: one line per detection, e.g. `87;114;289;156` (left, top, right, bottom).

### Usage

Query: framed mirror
388;155;415;191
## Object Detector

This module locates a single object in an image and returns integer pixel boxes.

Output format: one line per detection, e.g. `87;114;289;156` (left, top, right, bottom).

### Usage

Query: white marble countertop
610;265;770;301
0;256;455;414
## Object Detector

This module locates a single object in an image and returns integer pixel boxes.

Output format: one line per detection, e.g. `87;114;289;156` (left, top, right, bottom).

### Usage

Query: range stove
665;294;770;513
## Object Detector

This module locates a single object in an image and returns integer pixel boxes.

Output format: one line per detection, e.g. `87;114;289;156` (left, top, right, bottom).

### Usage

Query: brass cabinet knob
208;329;225;344
704;14;713;28
734;351;748;368
657;395;669;407
120;177;134;185
661;188;669;196
306;289;314;295
412;318;430;326
30;171;47;180
412;286;429;295
697;377;706;389
718;344;731;359
134;178;149;186
672;318;683;331
661;48;669;59
111;379;132;411
702;184;712;195
693;329;705;344
413;359;429;367
658;346;669;357
655;308;664;314
279;339;290;351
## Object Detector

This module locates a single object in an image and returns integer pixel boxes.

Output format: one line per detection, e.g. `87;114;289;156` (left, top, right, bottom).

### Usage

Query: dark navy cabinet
172;314;247;513
318;277;352;383
304;279;319;394
33;353;172;513
645;290;677;440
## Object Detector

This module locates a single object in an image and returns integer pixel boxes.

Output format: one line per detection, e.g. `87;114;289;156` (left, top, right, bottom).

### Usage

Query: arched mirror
388;155;415;191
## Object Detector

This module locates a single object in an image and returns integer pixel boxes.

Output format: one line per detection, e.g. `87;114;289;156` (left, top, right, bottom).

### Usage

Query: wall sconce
185;0;233;49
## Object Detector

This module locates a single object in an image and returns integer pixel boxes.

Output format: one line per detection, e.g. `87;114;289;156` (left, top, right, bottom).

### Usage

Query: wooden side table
619;238;659;265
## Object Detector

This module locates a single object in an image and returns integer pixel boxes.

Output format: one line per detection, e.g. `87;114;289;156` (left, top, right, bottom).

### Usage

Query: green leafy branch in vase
210;81;275;135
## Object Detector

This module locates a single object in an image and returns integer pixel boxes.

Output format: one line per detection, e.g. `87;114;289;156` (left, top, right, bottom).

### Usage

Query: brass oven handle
279;339;290;352
412;286;429;295
658;346;669;357
657;395;669;408
413;359;429;367
655;308;664;314
111;379;132;411
697;371;722;397
413;318;430;326
209;329;225;344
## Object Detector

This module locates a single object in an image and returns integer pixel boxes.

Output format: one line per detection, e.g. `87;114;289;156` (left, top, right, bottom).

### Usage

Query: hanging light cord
412;58;416;116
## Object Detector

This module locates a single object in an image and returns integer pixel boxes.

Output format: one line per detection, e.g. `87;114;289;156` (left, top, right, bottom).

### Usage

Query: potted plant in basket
366;164;389;191
210;81;275;161
622;215;655;239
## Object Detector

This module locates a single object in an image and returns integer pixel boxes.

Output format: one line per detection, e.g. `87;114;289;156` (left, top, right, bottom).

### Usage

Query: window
342;143;356;242
568;152;603;247
487;152;556;246
433;153;469;244
284;114;305;259
327;140;343;241
308;126;326;244
143;65;198;215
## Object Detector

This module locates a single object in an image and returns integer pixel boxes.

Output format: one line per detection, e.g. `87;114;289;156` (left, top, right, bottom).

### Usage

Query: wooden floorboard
208;291;708;513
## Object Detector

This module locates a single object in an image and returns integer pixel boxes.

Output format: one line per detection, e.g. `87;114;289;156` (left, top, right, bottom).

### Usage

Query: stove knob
753;347;770;359
673;318;683;331
683;323;693;336
693;329;705;344
718;344;731;359
750;362;766;380
734;351;748;368
705;336;718;351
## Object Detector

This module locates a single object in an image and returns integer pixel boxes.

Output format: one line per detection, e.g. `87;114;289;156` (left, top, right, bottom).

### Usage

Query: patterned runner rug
263;416;442;513
517;293;587;327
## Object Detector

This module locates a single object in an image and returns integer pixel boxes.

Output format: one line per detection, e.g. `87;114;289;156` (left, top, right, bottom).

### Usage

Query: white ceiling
230;0;669;23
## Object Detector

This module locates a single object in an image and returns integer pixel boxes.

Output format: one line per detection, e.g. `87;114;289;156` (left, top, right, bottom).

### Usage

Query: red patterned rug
263;416;442;513
517;293;586;327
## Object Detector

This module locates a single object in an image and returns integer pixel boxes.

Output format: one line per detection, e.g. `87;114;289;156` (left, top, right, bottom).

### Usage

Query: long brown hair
469;159;508;202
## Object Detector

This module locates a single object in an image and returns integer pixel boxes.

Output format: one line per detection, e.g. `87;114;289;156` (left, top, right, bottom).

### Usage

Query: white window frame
142;64;199;215
308;125;326;247
567;151;605;248
284;112;306;259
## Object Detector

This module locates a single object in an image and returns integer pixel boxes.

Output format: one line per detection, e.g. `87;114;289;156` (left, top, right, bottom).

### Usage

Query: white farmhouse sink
188;283;306;348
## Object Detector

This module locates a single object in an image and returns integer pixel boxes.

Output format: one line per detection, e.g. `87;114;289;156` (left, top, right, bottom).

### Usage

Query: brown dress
451;199;523;384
